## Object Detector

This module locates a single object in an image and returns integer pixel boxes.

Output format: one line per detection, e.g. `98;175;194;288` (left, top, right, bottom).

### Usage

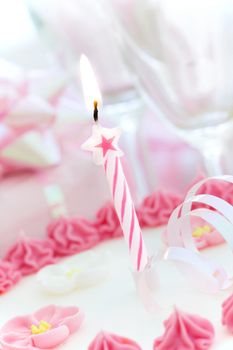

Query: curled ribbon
164;175;233;293
133;176;233;310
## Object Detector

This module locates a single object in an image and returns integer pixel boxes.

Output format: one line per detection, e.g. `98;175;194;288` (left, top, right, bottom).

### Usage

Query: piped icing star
82;124;123;165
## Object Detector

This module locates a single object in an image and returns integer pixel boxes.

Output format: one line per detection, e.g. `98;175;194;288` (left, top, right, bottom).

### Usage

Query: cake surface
0;227;232;349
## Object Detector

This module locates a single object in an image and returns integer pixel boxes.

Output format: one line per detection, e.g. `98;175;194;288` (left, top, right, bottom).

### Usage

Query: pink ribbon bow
0;60;65;176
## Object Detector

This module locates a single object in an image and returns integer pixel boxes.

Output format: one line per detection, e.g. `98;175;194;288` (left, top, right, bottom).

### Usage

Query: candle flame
80;54;102;111
93;100;98;109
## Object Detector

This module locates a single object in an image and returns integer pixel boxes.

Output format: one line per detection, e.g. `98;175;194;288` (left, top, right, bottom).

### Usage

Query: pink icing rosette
88;331;142;350
0;304;84;350
47;217;100;257
95;202;122;239
222;293;233;333
153;308;215;350
188;175;233;209
3;237;56;275
0;261;21;294
137;191;182;228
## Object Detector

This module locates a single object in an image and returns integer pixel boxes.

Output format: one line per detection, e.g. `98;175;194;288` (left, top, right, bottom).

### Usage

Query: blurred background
0;0;233;254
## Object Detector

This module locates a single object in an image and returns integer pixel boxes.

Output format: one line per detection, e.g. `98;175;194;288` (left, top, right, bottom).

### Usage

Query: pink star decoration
82;124;123;165
95;135;117;157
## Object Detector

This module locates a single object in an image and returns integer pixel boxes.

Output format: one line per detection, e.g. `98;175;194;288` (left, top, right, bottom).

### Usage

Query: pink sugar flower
163;217;225;251
0;305;84;350
3;237;56;276
191;217;225;250
0;260;21;294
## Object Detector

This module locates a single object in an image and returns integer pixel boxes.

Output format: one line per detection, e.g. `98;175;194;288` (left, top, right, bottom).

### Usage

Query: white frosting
0;227;232;349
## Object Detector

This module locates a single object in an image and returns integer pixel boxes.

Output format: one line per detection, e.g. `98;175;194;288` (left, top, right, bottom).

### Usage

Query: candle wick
93;100;98;123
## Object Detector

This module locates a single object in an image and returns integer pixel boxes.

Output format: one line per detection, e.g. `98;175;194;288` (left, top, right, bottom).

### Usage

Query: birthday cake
0;225;233;350
1;166;233;350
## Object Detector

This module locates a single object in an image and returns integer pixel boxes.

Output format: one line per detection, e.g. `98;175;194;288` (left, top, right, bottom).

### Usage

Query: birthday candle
80;56;148;271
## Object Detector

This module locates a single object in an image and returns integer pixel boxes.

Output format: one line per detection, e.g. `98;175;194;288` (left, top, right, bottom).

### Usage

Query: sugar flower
0;305;84;350
37;250;110;294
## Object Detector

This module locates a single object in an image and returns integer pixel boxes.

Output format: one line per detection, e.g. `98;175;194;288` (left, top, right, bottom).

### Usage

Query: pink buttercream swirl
137;191;182;228
0;304;84;350
197;177;232;200
222;293;233;333
0;261;21;294
153;308;215;350
3;237;56;276
47;216;100;257
187;175;233;211
95;202;122;239
88;331;142;350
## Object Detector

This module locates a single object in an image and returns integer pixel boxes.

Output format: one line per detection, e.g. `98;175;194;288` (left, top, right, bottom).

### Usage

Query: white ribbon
164;176;233;292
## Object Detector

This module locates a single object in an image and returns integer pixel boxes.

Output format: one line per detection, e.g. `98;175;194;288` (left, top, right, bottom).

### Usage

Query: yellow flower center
66;267;81;279
31;320;52;334
192;225;211;238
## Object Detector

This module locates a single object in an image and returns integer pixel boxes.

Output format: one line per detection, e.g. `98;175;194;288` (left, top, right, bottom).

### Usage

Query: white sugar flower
37;250;111;294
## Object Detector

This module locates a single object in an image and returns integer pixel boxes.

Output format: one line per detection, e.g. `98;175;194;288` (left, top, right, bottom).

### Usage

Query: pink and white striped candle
82;122;148;271
80;55;148;271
